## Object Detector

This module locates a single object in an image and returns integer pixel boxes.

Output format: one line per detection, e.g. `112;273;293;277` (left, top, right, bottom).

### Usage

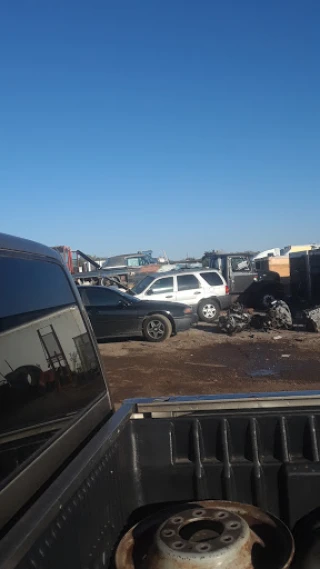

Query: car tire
198;299;220;322
142;314;172;342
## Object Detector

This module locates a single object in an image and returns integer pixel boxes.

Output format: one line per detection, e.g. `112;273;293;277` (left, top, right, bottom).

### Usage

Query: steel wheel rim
202;303;216;319
147;320;165;339
262;294;275;308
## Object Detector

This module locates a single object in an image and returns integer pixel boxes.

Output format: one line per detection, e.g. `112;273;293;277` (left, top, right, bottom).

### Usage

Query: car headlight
183;307;193;314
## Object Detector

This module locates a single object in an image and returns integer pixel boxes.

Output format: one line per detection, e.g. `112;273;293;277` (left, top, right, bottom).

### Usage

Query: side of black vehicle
0;233;111;536
77;286;196;342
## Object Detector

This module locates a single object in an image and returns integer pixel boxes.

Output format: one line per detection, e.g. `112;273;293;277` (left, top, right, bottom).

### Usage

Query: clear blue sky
0;0;319;259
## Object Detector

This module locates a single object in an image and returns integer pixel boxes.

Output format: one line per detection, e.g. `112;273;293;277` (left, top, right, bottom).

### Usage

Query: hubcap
147;320;165;339
202;304;217;319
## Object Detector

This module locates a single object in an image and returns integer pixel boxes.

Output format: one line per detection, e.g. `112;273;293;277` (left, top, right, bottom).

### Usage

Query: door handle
194;291;201;295
165;295;173;298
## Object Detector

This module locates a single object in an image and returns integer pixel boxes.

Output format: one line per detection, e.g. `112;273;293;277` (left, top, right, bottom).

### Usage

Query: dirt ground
99;324;320;405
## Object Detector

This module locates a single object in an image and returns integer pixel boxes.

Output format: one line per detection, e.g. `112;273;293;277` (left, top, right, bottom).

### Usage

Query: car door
144;276;176;302
176;274;202;306
228;256;256;294
79;288;139;339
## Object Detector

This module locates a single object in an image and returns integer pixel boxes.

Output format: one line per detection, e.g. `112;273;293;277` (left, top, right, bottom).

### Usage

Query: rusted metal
115;501;294;569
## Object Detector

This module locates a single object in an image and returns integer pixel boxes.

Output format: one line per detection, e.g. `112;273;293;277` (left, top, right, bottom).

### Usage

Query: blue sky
0;0;319;259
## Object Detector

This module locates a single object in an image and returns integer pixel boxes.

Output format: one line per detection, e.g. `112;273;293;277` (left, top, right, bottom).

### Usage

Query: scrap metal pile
219;300;293;336
303;306;320;332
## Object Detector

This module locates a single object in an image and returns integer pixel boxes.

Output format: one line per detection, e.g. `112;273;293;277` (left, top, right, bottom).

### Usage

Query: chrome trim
132;393;320;416
0;393;110;531
0;417;70;444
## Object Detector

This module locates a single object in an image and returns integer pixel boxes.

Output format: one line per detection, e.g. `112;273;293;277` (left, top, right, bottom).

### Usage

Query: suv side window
177;274;200;291
230;257;251;272
200;272;223;286
150;277;174;293
0;255;105;488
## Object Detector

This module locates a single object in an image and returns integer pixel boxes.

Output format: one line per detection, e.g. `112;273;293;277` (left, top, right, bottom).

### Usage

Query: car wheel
198;299;220;322
260;292;277;309
143;314;172;342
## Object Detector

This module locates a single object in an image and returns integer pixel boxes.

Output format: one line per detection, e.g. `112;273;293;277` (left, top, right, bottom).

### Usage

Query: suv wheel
198;299;220;322
143;314;172;342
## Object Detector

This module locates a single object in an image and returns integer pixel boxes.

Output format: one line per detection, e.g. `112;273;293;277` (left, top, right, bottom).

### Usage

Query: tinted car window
84;287;121;307
177;274;200;291
200;272;223;286
150;277;174;293
0;257;75;326
0;254;105;486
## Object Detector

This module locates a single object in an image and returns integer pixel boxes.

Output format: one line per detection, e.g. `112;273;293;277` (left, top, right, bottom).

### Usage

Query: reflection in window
177;275;200;291
0;255;106;487
151;277;174;294
200;272;223;286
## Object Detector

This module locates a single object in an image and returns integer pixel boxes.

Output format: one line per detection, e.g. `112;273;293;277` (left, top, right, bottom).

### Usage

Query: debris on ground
281;354;291;358
273;335;282;340
304;306;320;332
219;300;293;335
218;303;251;335
268;300;292;329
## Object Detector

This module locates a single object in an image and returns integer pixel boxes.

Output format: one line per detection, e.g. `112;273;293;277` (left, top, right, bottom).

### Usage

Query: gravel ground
99;324;320;405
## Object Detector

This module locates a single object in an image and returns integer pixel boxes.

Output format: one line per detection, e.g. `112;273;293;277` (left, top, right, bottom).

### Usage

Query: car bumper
175;313;198;332
219;294;232;310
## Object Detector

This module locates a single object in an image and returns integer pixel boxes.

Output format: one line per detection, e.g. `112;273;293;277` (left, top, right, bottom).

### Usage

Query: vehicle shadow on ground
98;336;143;344
195;324;221;334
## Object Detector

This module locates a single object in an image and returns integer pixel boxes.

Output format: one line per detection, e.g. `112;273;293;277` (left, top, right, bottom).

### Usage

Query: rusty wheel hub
156;507;251;566
115;501;294;569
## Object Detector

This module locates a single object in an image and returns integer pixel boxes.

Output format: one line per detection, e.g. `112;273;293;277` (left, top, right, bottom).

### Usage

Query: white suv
131;269;231;322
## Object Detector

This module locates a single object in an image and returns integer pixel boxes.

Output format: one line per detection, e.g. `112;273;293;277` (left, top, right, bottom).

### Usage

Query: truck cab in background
210;253;257;295
209;252;285;308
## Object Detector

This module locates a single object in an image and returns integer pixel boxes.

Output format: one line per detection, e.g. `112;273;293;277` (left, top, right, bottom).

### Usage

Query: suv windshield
131;276;154;295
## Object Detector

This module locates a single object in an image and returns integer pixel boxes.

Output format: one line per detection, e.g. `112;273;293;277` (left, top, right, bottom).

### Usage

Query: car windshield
131;276;154;295
109;287;141;303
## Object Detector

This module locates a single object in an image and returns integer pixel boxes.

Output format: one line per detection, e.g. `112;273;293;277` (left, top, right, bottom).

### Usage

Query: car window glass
132;276;154;294
85;288;120;307
150;277;174;293
200;272;223;286
210;258;221;270
0;255;105;487
231;257;251;272
177;274;200;291
127;257;140;267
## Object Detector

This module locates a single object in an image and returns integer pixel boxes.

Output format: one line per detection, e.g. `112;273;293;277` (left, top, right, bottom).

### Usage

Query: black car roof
0;232;60;260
